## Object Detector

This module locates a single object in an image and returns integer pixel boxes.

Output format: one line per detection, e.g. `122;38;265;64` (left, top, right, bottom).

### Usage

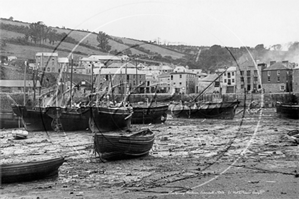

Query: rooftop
0;80;41;87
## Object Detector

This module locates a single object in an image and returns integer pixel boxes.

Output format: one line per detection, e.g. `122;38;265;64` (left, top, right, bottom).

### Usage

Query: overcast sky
1;0;299;48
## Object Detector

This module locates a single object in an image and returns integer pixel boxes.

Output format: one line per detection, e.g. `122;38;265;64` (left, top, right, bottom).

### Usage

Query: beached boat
45;106;91;131
1;157;65;183
11;105;53;132
93;128;155;160
170;100;240;119
89;106;132;132
0;110;22;129
276;102;299;119
131;103;168;124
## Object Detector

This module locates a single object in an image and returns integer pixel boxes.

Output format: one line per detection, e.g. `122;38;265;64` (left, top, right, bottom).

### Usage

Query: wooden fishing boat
170;100;240;119
93;128;155;160
11;105;53;132
89;106;132;132
1;157;65;183
131;103;168;124
45;106;91;131
0;110;22;129
276;102;299;119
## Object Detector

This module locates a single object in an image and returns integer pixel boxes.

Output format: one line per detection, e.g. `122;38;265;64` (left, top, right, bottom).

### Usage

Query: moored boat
1;157;65;183
0;110;22;129
11;105;53;132
45;106;91;131
170;100;240;119
131;103;168;124
93;128;155;160
89;105;133;132
276;102;299;119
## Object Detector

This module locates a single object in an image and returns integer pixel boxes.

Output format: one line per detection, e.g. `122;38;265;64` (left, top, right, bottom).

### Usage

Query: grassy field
1;18;186;59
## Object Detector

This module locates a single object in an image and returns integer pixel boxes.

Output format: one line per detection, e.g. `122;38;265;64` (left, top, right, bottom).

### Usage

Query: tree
96;31;111;52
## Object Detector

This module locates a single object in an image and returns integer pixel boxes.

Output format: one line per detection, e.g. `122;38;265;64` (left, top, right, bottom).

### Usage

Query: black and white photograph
0;0;299;198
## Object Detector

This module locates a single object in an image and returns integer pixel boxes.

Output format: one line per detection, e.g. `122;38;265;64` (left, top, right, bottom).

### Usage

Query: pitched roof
199;74;218;82
99;68;147;75
0;80;41;87
264;62;290;71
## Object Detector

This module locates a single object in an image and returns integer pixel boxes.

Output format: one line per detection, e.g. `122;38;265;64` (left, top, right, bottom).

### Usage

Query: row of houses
2;52;297;95
33;52;300;95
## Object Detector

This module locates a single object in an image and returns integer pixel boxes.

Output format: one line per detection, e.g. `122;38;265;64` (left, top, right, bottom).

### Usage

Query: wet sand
0;108;298;199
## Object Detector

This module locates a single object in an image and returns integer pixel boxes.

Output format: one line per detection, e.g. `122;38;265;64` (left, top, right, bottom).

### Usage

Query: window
280;85;285;91
254;70;258;76
267;71;271;76
179;82;182;85
277;76;280;82
232;79;235;83
247;77;251;83
106;75;108;80
47;67;50;72
277;70;280;75
247;70;251;76
228;79;231;85
179;74;182;78
171;75;173;80
240;71;244;76
241;84;244;89
127;75;129;81
268;76;271;82
241;77;244;82
228;72;231;78
232;72;234;76
223;73;226;76
254;77;258;82
224;79;227;83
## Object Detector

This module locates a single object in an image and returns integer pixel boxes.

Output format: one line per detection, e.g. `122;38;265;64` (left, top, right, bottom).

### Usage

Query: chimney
270;61;276;66
282;60;289;68
258;63;267;70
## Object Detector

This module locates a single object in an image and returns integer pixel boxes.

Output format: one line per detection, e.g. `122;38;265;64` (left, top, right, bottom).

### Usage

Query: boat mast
23;61;27;105
69;54;73;107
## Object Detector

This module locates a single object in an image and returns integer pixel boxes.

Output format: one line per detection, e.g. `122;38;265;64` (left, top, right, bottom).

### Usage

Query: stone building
236;60;266;93
170;71;198;94
35;52;59;73
262;61;293;93
293;66;299;93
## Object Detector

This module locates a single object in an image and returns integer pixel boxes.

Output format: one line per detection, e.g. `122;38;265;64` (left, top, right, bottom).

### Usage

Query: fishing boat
1;157;65;183
93;128;155;160
131;103;168;124
0;110;22;129
170;100;240;119
276;102;299;119
11;105;53;132
45;106;91;132
89;105;132;132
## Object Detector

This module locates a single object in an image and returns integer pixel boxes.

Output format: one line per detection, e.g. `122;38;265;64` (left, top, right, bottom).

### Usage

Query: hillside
0;18;298;73
0;18;186;61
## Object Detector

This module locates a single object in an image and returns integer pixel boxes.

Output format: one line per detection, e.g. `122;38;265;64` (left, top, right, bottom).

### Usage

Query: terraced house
170;71;198;94
262;61;293;93
236;60;266;94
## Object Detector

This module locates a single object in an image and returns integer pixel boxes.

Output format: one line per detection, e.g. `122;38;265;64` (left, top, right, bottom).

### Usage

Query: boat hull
94;129;154;160
276;103;299;119
45;107;91;131
11;105;53;132
90;106;132;132
0;111;23;129
1;157;65;183
132;105;168;124
170;101;240;119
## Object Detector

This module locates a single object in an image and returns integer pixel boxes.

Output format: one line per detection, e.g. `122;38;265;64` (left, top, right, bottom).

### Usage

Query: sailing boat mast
69;54;73;106
23;61;27;105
